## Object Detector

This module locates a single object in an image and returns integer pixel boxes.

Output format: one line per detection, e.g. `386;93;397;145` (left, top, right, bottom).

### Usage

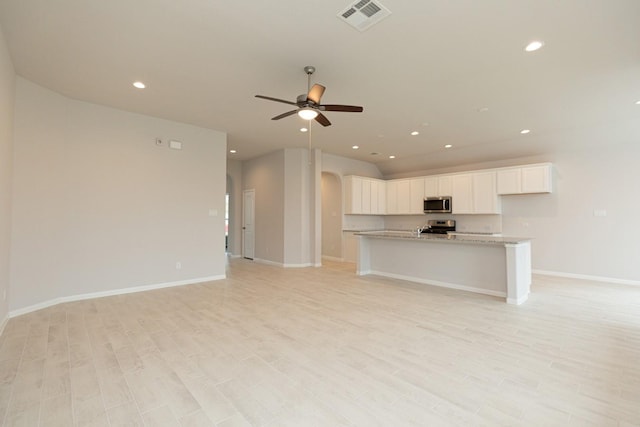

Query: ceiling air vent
338;0;391;32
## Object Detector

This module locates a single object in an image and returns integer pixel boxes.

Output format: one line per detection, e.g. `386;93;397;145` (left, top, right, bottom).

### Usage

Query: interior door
242;189;255;260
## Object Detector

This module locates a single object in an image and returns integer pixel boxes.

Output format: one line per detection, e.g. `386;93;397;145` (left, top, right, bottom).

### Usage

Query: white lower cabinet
342;231;358;262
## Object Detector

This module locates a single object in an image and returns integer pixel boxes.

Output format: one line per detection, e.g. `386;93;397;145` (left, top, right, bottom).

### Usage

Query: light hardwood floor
0;258;639;426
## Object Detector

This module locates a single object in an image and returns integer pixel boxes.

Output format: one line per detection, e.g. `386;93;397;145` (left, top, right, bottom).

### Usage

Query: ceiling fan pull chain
308;120;312;163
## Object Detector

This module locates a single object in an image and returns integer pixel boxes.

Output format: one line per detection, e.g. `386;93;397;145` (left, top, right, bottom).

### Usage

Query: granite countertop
355;230;532;245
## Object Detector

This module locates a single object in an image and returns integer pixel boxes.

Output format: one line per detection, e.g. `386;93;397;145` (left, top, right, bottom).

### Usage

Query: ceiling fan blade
320;104;364;112
307;84;326;104
271;110;298;120
255;95;297;106
314;112;331;127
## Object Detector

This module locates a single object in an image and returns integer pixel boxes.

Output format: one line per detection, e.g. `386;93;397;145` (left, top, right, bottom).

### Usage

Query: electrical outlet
175;262;182;270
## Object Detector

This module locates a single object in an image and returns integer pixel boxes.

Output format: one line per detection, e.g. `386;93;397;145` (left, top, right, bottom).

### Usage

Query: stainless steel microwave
424;196;452;213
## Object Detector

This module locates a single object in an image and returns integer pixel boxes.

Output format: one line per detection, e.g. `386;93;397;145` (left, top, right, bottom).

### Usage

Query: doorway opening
321;172;343;261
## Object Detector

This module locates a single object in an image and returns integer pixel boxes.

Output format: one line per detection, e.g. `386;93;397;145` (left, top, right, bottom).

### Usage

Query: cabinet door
497;168;521;195
521;165;552;193
361;179;372;214
451;174;473;214
410;178;425;214
386;181;398;214
439;176;453;196
377;180;387;214
370;180;379;214
396;180;411;214
473;171;500;214
424;177;438;197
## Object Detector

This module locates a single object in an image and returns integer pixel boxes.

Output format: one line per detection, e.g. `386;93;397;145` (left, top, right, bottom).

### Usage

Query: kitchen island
355;231;532;304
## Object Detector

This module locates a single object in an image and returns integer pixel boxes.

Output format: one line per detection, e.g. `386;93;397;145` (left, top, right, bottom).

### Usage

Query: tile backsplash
382;214;502;234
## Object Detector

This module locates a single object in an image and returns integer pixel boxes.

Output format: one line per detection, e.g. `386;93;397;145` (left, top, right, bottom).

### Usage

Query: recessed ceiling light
411;131;419;136
444;144;452;148
229;149;237;154
300;127;308;132
520;129;531;134
525;40;544;52
389;155;395;159
133;81;146;89
477;107;489;112
352;145;359;150
636;100;640;105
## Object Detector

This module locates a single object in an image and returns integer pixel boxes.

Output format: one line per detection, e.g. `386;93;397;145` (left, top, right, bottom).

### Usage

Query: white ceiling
1;0;639;175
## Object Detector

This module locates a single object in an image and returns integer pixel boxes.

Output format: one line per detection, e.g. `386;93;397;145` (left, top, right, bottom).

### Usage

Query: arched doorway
321;172;343;260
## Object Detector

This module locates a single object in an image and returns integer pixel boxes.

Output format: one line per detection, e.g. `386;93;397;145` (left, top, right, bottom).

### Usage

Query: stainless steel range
420;219;456;234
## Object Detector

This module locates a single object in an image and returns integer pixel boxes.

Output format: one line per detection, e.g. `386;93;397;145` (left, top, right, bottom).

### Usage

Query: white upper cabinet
369;179;386;214
386;178;425;215
452;172;500;214
386;180;398;214
472;171;501;214
521;164;552;193
346;163;549;216
438;175;453;197
344;175;387;215
396;180;411;214
451;174;474;214
409;178;425;214
497;163;552;195
424;176;452;197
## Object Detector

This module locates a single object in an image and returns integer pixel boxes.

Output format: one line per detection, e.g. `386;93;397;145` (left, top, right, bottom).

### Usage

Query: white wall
242;150;285;264
283;148;311;266
226;159;243;257
501;144;640;282
10;78;227;312
0;26;15;325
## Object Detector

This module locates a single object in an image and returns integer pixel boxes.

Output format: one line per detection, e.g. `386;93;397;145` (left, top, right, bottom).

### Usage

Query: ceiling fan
255;66;364;127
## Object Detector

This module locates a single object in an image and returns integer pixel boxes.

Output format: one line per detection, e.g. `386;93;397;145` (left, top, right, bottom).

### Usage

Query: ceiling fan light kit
298;109;319;120
255;66;363;127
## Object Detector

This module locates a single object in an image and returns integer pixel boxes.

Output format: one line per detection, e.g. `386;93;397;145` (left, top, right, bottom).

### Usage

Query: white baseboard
253;258;317;268
8;275;226;319
533;270;640;286
367;270;507;299
283;263;313;268
0;314;8;337
226;253;242;259
321;255;344;262
253;258;284;267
